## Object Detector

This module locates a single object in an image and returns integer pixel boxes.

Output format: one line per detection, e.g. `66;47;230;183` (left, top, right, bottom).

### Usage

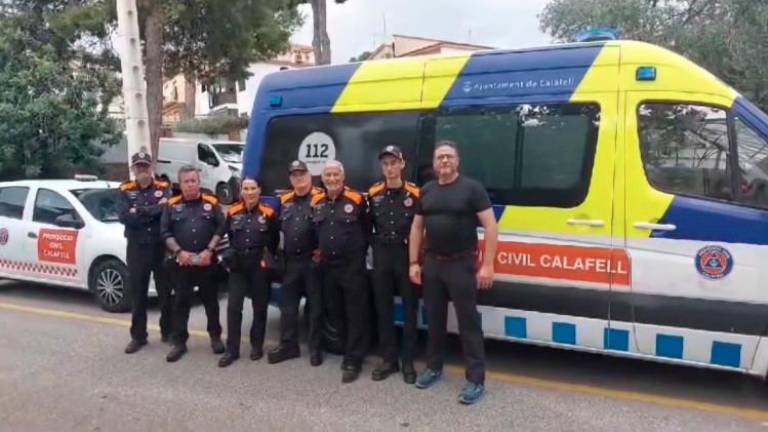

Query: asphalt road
2;280;768;432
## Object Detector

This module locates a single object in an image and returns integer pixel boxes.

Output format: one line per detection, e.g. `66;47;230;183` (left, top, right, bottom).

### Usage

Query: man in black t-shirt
408;140;498;405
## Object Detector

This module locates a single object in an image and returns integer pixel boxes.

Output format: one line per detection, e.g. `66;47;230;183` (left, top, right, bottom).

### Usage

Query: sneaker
458;381;485;405
414;368;442;389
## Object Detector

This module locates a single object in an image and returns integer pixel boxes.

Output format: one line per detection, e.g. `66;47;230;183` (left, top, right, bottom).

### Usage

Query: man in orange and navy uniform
268;160;325;366
313;160;371;383
118;149;174;354
368;145;420;384
161;164;226;363
218;177;280;368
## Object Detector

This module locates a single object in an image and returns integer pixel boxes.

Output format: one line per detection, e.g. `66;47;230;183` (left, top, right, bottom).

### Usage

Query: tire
216;182;234;205
89;258;131;313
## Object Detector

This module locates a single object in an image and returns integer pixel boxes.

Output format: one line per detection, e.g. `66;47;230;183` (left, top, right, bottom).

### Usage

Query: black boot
124;339;147;354
371;361;399;381
402;361;417;384
267;345;300;364
166;344;187;363
250;346;264;361
210;336;225;355
218;352;239;368
309;350;324;367
342;364;361;384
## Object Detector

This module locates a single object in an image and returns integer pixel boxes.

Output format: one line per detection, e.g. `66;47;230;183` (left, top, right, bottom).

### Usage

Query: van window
638;103;733;202
734;117;768;208
197;144;219;167
432;103;600;207
0;187;29;220
262;112;421;194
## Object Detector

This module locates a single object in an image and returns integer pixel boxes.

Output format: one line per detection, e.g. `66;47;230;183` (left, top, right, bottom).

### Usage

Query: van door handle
27;232;37;239
567;219;605;227
633;222;677;231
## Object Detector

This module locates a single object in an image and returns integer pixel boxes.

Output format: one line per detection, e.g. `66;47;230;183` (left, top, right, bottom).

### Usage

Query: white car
0;176;148;312
156;138;244;204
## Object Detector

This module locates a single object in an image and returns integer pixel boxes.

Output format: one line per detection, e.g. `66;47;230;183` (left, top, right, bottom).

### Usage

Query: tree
128;0;302;163
0;11;120;180
539;0;768;111
349;50;371;63
292;0;348;65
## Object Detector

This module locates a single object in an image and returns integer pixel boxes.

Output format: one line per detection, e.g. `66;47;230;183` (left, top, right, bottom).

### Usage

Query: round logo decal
695;245;734;280
344;204;354;214
203;203;212;211
0;228;8;246
258;215;267;224
403;197;413;208
154;190;163;198
298;132;336;176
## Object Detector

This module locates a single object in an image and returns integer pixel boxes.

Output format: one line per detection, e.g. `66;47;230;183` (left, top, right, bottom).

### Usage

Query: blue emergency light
269;95;283;107
575;28;620;43
636;66;657;81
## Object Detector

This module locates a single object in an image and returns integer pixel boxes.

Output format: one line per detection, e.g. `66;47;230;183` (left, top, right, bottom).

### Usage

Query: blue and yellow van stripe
244;41;764;244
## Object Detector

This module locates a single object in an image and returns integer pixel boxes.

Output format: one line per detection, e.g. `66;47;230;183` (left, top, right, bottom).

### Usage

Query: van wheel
216;182;234;205
90;259;131;313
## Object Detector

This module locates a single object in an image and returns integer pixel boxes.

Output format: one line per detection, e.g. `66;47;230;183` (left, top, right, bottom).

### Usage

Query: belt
428;250;476;261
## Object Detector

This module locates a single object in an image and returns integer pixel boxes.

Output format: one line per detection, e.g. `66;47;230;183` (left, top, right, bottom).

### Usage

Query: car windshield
213;143;244;163
70;188;121;222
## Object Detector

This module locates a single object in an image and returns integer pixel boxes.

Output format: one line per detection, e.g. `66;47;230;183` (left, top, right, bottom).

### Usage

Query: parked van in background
156;137;244;204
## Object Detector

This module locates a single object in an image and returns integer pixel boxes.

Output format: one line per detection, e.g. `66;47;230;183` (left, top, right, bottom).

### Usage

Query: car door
0;185;36;279
26;188;85;286
624;93;768;370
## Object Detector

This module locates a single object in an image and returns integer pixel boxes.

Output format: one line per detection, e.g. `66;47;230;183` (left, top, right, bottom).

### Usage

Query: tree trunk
310;0;331;65
143;1;164;164
184;73;196;121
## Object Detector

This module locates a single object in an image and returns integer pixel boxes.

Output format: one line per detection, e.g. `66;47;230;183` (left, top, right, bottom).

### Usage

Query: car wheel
90;259;131;313
216;182;234;205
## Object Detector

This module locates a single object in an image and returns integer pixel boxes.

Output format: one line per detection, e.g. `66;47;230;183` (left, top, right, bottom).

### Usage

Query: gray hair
323;160;345;175
177;164;199;182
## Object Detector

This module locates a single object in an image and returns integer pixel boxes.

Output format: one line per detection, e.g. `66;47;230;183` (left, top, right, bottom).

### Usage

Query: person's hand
177;251;194;266
311;249;321;264
409;263;422;285
476;263;494;290
199;249;213;266
129;207;137;214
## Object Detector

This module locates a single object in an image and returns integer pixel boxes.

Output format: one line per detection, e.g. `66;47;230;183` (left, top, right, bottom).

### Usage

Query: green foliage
349;50;372;63
173;116;249;136
539;0;768;111
0;6;120;180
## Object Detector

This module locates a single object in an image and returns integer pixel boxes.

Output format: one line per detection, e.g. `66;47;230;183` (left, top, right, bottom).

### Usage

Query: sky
290;0;553;64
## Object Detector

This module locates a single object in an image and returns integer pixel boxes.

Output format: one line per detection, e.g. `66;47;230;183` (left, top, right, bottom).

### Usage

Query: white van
156;138;244;204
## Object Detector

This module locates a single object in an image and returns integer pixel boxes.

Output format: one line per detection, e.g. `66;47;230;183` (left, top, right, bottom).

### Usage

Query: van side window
433;103;599;207
197;144;219;167
0;187;29;220
638;104;732;202
734;117;768;208
262;112;421;194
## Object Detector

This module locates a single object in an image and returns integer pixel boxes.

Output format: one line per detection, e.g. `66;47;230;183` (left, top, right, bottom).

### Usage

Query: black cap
288;160;309;173
131;150;152;166
378;145;403;160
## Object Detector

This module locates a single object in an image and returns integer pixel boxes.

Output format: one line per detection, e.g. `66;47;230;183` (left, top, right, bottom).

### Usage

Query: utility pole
115;0;150;171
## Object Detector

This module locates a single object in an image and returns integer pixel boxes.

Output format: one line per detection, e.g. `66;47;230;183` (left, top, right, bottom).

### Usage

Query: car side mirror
55;214;84;230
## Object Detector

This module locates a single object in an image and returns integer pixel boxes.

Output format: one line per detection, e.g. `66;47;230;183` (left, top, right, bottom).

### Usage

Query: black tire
89;258;131;313
216;182;234;205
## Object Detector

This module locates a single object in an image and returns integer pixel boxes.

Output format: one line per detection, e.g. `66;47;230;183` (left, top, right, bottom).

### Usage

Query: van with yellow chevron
242;31;768;380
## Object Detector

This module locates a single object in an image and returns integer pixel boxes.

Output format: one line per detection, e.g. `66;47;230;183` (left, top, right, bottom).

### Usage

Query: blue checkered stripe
392;299;745;369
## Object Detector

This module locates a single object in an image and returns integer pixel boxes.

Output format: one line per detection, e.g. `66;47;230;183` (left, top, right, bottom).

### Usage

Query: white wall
237;63;292;117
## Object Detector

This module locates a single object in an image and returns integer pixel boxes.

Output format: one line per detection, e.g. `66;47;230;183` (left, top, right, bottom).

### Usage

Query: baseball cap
378;145;403;160
131;150;152;166
288;160;309;173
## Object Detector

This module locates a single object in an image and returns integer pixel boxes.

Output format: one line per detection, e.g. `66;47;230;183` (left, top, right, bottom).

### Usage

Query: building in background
367;34;493;60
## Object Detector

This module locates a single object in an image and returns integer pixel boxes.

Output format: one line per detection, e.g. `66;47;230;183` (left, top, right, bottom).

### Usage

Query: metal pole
115;0;150;172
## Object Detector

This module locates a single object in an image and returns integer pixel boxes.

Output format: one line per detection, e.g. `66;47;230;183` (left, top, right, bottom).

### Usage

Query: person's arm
161;204;189;265
267;214;280;256
408;214;424;285
142;187;171;220
476;208;497;290
199;203;225;266
117;190;143;228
